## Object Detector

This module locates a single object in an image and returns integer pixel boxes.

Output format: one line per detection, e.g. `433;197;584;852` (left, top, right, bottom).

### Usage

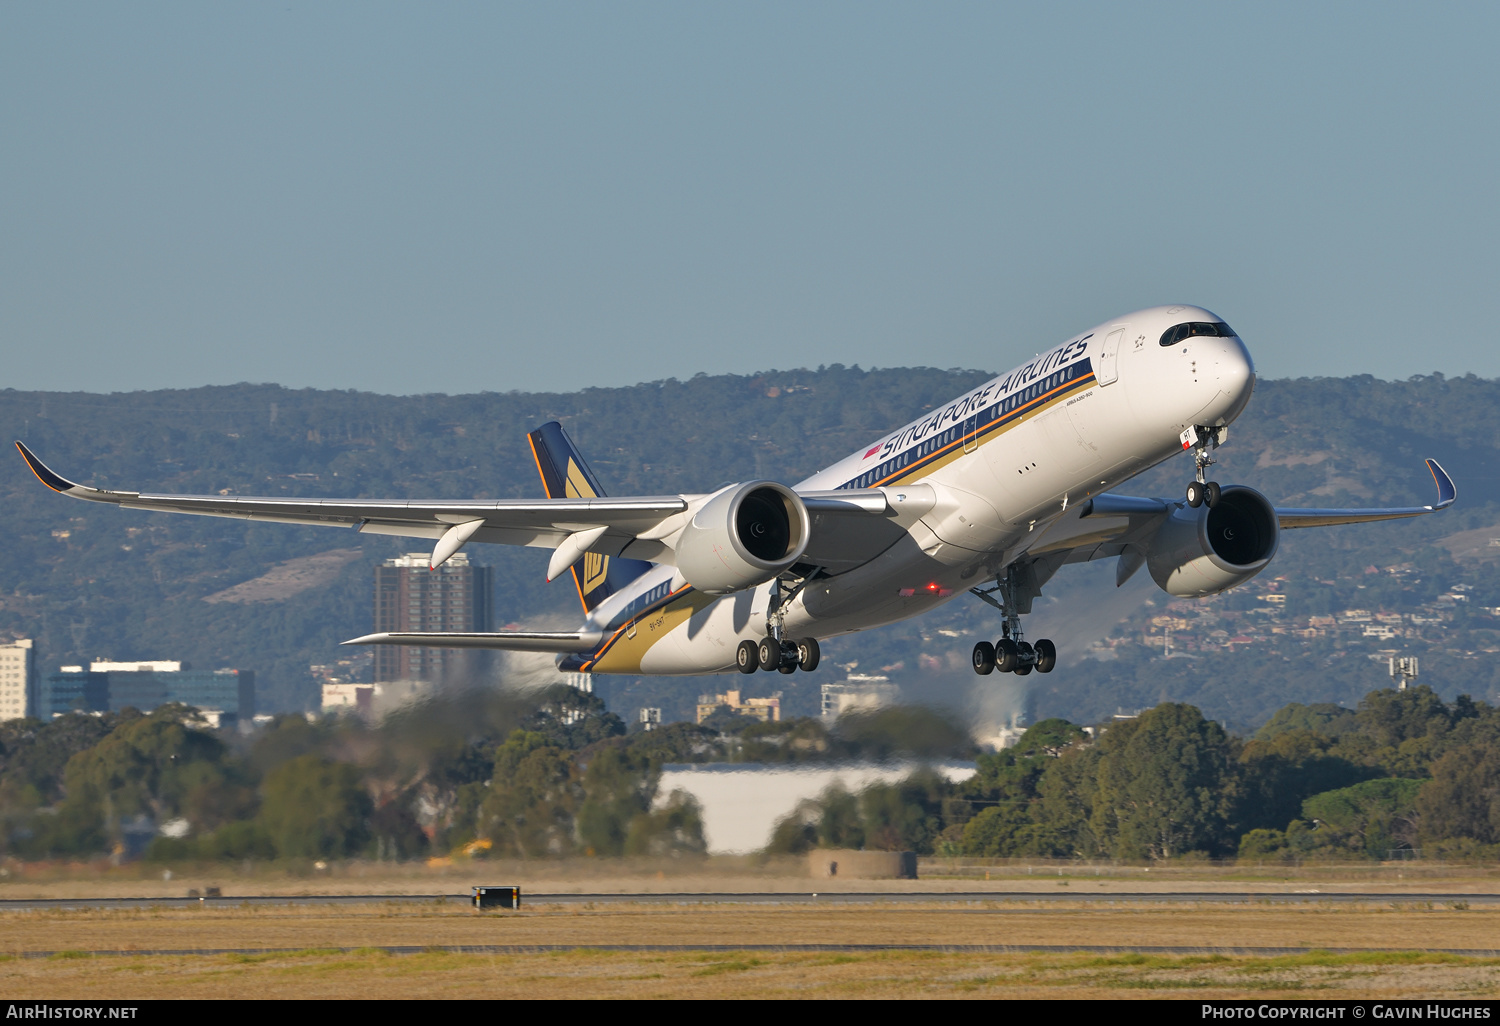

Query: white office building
819;674;899;719
0;640;37;722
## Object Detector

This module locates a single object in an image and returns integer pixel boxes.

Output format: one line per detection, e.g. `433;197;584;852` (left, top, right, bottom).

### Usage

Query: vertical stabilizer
527;421;655;614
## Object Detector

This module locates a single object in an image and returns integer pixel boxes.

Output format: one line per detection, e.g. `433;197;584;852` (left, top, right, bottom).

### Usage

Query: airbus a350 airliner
18;305;1455;678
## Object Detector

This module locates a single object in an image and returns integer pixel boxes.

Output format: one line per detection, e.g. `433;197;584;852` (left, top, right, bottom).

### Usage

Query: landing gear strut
737;577;822;673
1182;425;1225;508
970;565;1056;676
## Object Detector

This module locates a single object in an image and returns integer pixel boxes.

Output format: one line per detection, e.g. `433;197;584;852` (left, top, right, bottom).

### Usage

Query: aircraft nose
1211;336;1256;425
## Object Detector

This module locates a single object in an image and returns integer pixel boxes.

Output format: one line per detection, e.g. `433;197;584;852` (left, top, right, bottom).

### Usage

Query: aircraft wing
1021;457;1455;585
16;441;895;571
17;440;686;557
1274;458;1455;528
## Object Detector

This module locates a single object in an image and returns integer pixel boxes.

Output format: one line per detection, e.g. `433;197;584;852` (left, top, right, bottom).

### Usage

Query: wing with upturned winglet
16;439;687;555
1021;458;1457;575
15;440;895;571
1274;458;1456;528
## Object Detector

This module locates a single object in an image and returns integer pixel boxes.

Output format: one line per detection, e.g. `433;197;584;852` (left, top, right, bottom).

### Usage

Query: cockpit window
1159;321;1237;347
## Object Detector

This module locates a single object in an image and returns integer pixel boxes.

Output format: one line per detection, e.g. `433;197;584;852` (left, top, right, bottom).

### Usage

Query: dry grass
4;901;1500;998
5;947;1500;1000
5;856;1500;900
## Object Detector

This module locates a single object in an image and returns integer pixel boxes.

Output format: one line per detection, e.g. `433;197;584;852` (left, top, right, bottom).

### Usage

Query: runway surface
3;890;1496;910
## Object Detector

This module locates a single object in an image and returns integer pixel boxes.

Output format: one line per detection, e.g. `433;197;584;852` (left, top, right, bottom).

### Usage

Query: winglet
15;441;79;494
1426;458;1456;511
14;441;137;502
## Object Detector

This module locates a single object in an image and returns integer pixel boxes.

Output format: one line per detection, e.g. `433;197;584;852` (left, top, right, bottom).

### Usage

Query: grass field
4;854;1500;899
4;900;1500;999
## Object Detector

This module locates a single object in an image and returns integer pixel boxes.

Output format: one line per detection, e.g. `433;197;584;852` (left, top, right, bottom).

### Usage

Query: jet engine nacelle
674;481;811;595
1145;485;1280;598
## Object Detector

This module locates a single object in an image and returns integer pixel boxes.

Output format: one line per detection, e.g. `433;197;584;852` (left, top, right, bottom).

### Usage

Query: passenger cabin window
1159;321;1238;347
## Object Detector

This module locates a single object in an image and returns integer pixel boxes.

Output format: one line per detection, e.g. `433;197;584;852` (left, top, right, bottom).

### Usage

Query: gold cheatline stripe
582;585;696;671
867;373;1095;489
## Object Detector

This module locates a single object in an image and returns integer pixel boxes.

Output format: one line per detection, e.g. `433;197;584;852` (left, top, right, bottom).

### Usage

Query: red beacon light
898;583;953;598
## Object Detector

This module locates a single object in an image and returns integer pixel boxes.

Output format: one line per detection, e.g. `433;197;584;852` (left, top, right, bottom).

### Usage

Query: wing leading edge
1275;458;1455;528
16;439;686;551
15;441;895;571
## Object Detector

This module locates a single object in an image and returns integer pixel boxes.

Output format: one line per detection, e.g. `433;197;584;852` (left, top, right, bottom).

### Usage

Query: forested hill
1;370;1497;725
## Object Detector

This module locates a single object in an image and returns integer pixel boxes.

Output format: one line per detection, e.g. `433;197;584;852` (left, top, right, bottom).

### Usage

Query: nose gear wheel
1183;424;1226;508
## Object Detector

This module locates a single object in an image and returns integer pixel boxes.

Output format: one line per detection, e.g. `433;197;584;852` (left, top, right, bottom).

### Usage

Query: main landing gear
736;636;820;674
737;576;821;674
970;564;1056;676
1182;424;1227;509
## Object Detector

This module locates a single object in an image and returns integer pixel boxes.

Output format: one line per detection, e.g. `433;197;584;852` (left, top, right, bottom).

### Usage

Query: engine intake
1145;485;1280;598
674;481;811;595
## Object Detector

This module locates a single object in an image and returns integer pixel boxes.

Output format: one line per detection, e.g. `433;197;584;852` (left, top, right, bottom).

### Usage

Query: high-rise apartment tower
373;553;493;682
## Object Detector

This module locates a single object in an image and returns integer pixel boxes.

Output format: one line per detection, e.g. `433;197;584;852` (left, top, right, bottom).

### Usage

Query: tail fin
527;421;655;614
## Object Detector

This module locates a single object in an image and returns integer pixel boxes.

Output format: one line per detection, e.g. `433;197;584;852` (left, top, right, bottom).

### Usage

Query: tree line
0;684;974;862
4;682;1500;863
768;685;1500;861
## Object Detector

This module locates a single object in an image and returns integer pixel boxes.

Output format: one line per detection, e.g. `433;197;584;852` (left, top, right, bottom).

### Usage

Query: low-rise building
321;682;378;717
39;662;254;722
696;689;781;724
820;675;899;719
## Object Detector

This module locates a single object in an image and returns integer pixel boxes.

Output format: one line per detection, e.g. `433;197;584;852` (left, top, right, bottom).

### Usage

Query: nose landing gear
1181;425;1227;508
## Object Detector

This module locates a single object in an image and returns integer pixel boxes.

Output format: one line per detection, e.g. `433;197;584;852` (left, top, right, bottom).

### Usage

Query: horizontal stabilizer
342;630;603;653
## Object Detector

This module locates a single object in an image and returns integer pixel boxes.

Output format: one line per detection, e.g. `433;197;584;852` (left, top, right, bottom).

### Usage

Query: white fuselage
564;306;1255;675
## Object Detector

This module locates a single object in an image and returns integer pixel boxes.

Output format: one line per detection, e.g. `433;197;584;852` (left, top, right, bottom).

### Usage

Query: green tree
575;744;653;856
832;707;976;761
1301;778;1423;858
958;718;1089;857
1027;738;1104;857
476;730;581;857
0;712;123;857
1238;728;1371;833
622;789;707;857
257;754;371;858
1331;686;1455;777
765;784;865;855
1091;704;1239;859
1254;703;1357;741
1237;827;1289;861
521;686;626;749
1419;741;1500;847
858;771;948;853
56;706;250;852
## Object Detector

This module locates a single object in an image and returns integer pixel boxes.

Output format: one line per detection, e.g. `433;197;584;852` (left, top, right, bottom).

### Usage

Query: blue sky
3;2;1496;395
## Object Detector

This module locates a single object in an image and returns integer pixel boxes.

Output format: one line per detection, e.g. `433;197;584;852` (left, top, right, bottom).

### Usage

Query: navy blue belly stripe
839;368;1096;490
